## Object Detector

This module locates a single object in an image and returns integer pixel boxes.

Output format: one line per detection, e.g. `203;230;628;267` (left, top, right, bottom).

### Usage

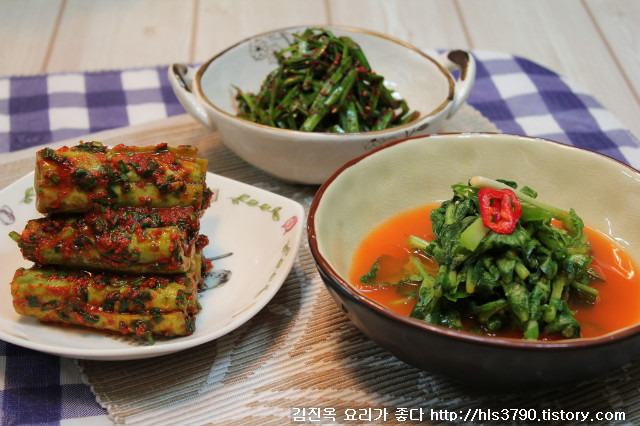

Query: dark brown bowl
307;133;640;387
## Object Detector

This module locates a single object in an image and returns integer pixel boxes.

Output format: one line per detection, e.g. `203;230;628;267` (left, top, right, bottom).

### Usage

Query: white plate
0;172;304;360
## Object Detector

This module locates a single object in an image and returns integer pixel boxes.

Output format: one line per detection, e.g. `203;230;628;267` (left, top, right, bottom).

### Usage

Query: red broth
349;204;640;339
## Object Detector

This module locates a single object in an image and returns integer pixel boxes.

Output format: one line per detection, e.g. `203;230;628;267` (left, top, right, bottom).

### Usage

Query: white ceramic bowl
169;26;475;184
308;133;640;386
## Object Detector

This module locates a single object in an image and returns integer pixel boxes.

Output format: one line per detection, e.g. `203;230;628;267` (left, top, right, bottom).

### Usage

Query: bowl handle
168;63;215;129
436;50;476;118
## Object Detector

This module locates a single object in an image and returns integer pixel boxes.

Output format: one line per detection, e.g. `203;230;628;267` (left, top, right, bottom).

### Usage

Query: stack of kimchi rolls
9;141;212;343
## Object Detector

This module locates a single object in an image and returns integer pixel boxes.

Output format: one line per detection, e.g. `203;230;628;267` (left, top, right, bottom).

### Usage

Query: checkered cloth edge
1;51;639;167
0;67;184;153
0;344;106;425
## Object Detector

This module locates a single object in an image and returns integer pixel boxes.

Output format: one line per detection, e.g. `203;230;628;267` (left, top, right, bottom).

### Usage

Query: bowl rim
307;131;640;351
193;24;456;137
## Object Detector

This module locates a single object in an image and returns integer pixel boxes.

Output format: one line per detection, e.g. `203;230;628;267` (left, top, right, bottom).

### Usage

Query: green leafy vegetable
361;176;603;340
234;27;420;132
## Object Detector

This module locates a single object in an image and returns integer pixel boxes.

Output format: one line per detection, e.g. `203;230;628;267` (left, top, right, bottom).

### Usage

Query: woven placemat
5;106;639;425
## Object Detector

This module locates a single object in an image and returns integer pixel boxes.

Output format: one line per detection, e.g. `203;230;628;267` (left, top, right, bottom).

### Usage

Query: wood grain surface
1;0;638;139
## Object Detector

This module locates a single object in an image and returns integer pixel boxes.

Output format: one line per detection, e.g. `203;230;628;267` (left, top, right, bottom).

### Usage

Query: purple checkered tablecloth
2;51;639;164
0;51;639;425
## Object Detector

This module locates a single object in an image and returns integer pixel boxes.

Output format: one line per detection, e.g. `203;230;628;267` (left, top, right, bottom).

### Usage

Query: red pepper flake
478;187;522;235
135;321;149;337
119;321;131;335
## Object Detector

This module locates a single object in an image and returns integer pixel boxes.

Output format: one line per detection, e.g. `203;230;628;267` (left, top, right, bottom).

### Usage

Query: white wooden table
1;0;639;140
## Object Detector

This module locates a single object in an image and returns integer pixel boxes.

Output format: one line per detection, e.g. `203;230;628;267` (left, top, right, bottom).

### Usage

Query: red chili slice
478;187;522;235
